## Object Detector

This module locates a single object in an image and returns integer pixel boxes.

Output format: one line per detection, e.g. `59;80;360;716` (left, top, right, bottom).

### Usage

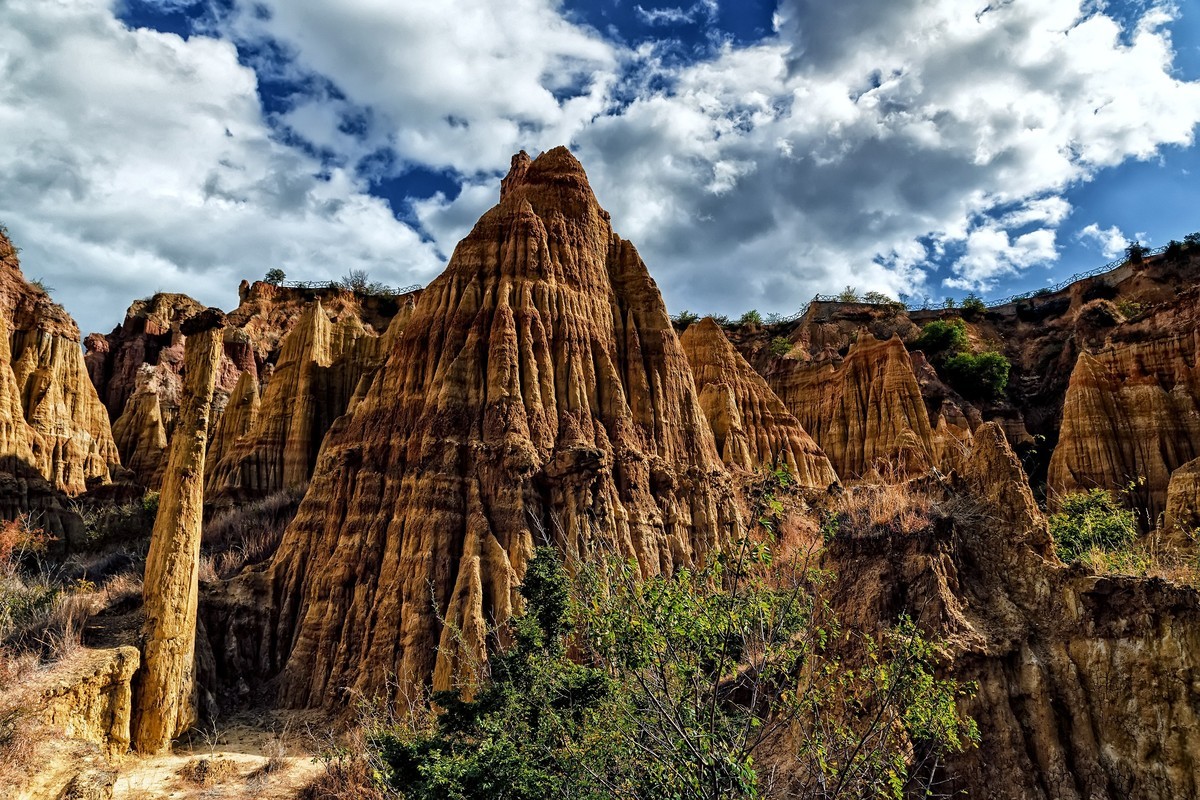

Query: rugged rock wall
1165;456;1200;538
765;334;934;479
258;148;741;707
680;317;836;486
823;424;1200;799
87;283;407;493
0;231;118;538
1049;324;1200;521
206;300;391;502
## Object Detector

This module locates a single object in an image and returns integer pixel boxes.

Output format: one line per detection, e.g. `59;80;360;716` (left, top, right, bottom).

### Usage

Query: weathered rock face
85;293;204;423
133;310;226;754
206;300;391;502
37;646;140;755
260;148;741;707
1048;326;1200;521
765;334;934;479
821;423;1200;799
0;232;118;538
1165;456;1200;537
679;317;837;487
204;370;259;483
88;283;408;493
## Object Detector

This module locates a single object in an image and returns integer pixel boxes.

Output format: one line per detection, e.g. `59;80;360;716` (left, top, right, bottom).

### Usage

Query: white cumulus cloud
0;0;444;336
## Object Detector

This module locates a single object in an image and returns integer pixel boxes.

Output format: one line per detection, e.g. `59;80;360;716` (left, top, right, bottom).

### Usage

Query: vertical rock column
132;309;226;754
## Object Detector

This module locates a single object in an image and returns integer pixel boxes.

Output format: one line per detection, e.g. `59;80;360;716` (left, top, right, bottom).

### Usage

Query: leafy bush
1164;240;1185;262
961;293;986;317
914;318;967;357
371;543;977;800
673;309;700;327
1049;489;1138;563
942;296;957;310
1184;232;1200;248
769;336;792;357
738;309;763;326
836;285;861;303
940;351;1010;402
264;268;287;285
338;269;389;296
1125;241;1147;263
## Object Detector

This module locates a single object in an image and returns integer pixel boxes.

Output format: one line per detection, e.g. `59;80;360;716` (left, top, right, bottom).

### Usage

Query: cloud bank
1;0;1197;333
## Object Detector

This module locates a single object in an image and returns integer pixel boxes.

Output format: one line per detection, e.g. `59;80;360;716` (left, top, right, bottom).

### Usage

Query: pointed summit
263;147;742;707
681;317;837;487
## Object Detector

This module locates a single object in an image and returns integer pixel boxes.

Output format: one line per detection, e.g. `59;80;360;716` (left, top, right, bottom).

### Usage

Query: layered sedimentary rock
680;317;836;486
1165;457;1200;537
765;335;934;479
85;293;203;422
89;282;408;493
257;148;740;707
206;299;391;501
133;310;226;754
0;232;118;539
821;424;1200;798
109;366;175;489
205;370;259;483
1048;329;1200;520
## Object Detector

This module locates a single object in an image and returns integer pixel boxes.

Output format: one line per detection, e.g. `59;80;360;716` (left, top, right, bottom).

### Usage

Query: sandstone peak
680;317;837;486
263;147;739;707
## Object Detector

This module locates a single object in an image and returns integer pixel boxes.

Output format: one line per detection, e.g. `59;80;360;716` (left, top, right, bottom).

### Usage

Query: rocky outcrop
765;335;934;480
84;293;203;423
36;646;140;755
818;423;1200;798
0;232;118;539
1164;457;1200;537
206;300;391;502
87;281;409;493
108;367;175;489
133;310;226;754
204;370;259;483
680;317;836;486
255;148;741;707
1048;329;1200;521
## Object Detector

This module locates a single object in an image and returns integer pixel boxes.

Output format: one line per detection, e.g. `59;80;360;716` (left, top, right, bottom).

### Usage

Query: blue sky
1;0;1198;334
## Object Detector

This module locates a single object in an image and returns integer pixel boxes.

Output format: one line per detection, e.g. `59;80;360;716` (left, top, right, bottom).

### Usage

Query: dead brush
202;487;304;579
177;756;238;787
828;482;934;539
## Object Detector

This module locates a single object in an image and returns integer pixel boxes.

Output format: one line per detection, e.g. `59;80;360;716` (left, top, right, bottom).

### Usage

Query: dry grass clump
824;482;934;540
298;751;387;800
202;487;305;579
177;755;239;787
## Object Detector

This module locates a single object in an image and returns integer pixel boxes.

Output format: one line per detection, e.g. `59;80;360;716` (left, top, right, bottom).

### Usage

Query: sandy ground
111;711;327;799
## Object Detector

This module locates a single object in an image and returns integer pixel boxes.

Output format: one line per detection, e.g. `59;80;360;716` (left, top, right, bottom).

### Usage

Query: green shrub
370;544;977;800
673;309;700;327
836;285;861;302
941;351;1010;402
961;293;986;317
738;309;763;326
1049;489;1138;563
914;319;967;357
264;268;286;285
769;336;792;357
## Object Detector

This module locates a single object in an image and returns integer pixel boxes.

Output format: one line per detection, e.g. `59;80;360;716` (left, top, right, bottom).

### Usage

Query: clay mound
264;148;741;707
767;334;934;480
680;317;836;487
